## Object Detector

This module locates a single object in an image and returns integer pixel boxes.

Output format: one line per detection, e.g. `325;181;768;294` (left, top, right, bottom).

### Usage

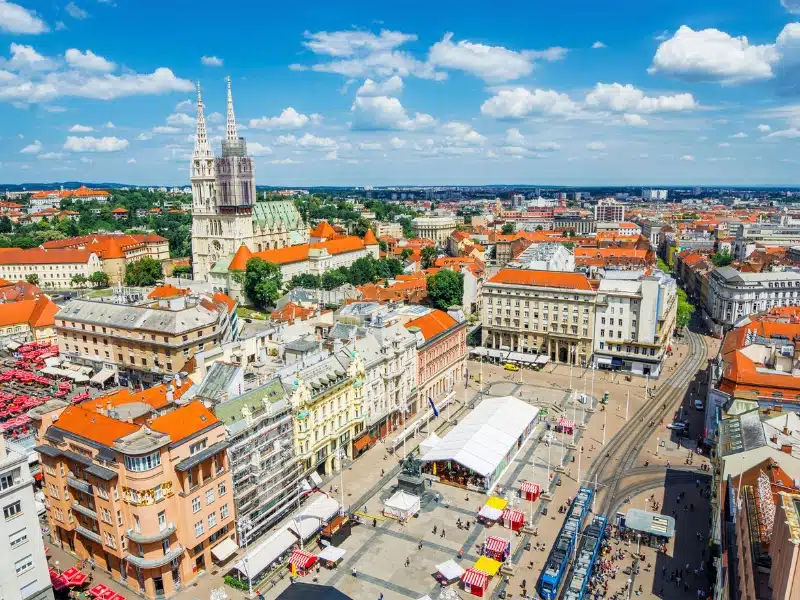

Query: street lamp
237;517;253;597
656;437;660;457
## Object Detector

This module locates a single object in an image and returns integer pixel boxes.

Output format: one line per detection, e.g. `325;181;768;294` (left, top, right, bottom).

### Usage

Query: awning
501;508;525;525
353;434;373;453
288;549;317;570
461;568;489;589
470;348;489;357
611;358;624;366
317;546;346;563
485;536;509;555
506;352;527;363
437;559;465;581
474;556;502;576
559;418;575;429
535;355;550;366
6;341;20;351
596;356;613;366
232;528;296;577
90;369;114;385
520;481;540;495
478;505;503;521
485;496;508;511
210;537;239;562
486;349;508;360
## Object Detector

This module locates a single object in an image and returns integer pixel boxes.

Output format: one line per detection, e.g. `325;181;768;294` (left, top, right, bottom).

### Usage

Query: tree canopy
243;258;283;309
501;222;515;235
124;257;164;286
421;246;438;269
427;269;464;311
711;250;733;267
286;256;404;291
676;288;695;330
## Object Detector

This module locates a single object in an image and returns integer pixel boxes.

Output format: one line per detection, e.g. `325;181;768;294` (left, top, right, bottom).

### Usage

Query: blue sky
2;0;800;186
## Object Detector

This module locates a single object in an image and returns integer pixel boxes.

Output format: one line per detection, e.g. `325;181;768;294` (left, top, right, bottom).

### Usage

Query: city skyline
1;0;800;186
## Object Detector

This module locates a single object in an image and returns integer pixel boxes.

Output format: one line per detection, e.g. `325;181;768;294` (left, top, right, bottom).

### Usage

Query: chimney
166;389;174;404
175;374;182;388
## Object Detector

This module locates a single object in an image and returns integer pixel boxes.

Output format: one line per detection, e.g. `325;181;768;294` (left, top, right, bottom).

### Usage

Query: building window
4;501;21;520
220;504;229;520
0;472;16;490
189;440;207;456
124;452;161;472
192;497;201;513
14;555;33;575
205;489;214;505
9;529;27;548
208;512;217;528
194;521;204;537
218;482;226;497
158;511;167;531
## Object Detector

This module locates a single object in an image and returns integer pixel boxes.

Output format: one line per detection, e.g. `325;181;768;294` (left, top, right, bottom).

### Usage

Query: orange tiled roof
271;302;316;323
111;207;129;214
404;308;459;341
310;220;336;239
53;405;139;447
149;401;219;443
228;245;253;271
363;229;378;246
0;296;58;328
0;248;96;265
41;234;167;260
83;378;194;412
148;284;190;299
488;268;593;290
242;236;367;268
212;291;237;314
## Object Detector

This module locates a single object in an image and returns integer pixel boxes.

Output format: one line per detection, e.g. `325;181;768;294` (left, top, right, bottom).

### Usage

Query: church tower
190;82;218;281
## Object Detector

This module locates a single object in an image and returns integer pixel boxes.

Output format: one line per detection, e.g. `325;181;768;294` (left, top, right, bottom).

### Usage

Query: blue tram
537;487;594;600
562;515;608;600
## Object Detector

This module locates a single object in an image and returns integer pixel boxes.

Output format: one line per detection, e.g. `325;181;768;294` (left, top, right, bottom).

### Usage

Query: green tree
657;257;671;273
322;269;348;290
536;225;544;231
352;217;372;237
562;242;575;250
25;274;39;286
88;271;110;288
0;217;12;234
124;257;164;286
375;257;404;280
427;269;464;310
172;265;192;277
712;250;733;267
348;256;378;286
71;274;88;288
288;273;322;289
400;248;412;261
243;258;283;309
501;222;515;235
421;246;438;269
676;288;695;330
379;240;388;253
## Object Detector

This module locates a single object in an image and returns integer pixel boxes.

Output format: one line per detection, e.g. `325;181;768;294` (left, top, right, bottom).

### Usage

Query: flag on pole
428;397;439;417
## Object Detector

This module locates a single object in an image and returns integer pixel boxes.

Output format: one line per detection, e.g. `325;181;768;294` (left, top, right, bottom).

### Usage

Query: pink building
404;308;467;415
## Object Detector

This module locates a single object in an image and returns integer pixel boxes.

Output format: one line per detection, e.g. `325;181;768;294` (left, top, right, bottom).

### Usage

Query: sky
2;0;800;187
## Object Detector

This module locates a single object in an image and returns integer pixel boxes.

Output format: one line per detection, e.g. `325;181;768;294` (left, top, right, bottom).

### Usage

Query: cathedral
190;78;308;281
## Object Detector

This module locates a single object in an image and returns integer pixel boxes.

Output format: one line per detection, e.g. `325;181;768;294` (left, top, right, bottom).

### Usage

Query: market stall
473;556;502;577
501;508;525;531
383;490;421;521
320;515;352;547
419;396;539;493
520;481;541;502
557;418;575;435
288;549;317;575
483;536;510;561
461;568;489;597
619;508;675;550
317;545;346;568
436;559;465;584
478;496;507;523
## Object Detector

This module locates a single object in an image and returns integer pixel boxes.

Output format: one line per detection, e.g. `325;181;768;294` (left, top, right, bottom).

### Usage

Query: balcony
124;545;184;569
75;525;102;544
71;502;98;520
126;523;176;544
66;475;92;495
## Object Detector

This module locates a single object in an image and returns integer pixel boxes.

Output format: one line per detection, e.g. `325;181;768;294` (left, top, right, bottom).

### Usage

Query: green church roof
251;200;304;230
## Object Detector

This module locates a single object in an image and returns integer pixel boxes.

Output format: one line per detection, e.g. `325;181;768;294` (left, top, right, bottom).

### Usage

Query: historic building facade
190;79;308;281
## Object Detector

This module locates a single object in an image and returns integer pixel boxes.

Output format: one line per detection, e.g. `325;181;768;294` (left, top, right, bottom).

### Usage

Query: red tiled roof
212;291;237;314
0;296;57;328
404;309;459;341
53;405;138;447
310;221;336;239
148;284;190;299
363;229;378;246
0;248;96;265
149;401;219;443
488;268;593;290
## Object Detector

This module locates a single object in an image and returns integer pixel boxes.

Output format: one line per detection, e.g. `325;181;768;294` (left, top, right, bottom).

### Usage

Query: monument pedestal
397;473;426;496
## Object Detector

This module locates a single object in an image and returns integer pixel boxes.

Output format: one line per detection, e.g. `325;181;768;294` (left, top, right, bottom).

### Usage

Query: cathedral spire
193;81;211;158
225;75;238;141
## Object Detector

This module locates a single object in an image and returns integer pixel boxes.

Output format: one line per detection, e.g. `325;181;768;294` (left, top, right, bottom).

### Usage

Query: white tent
419;432;441;455
317;545;346;563
436;559;465;581
287;494;340;540
383;490;421;520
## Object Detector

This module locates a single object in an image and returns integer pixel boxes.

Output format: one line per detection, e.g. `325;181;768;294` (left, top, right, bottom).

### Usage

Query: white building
511;243;575;272
0;249;103;290
374;222;403;239
593;271;677;376
28;191;61;212
412;215;457;245
643;189;668;201
708;267;800;328
731;224;800;260
594;198;625;222
596;221;642;236
0;437;53;600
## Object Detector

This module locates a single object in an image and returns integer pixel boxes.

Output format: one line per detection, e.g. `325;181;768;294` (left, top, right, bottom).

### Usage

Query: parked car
694;399;704;410
667;422;687;431
504;363;519;371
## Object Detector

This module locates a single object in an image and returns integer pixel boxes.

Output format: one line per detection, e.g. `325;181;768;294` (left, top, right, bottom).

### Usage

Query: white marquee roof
420;396;538;477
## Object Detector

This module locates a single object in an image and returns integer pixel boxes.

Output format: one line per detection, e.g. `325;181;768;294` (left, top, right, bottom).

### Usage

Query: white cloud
757;123;771;132
768;128;800;138
65;2;88;19
201;56;223;67
43;104;65;112
505;128;525;146
127;158;136;164
622;113;648;126
136;132;152;141
208;111;223;123
297;133;336;148
20;139;40;153
680;154;695;161
0;1;48;34
38;151;62;159
351;95;436;130
481;87;580;119
270;158;301;165
69;124;93;132
428;33;564;82
649;25;778;83
501;145;528;155
585;83;696;113
439;121;486;145
247;142;272;156
359;142;383;150
356;75;403;96
65;49;115;72
291;29;444;81
389;137;407;149
6;43;55;70
731;131;748;138
782;0;800;14
166;112;194;127
79;156;92;164
586;141;606;151
175;99;193;111
718;142;731;148
54;21;65;31
592;41;606;49
152;126;179;134
104;121;114;128
532;141;561;151
64;135;128;152
249;107;314;130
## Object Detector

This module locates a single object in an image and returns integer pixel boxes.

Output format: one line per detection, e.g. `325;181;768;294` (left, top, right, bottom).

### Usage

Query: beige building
55;295;237;387
32;395;234;600
412;215;457;246
481;268;596;366
374;221;404;239
0;249;104;290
